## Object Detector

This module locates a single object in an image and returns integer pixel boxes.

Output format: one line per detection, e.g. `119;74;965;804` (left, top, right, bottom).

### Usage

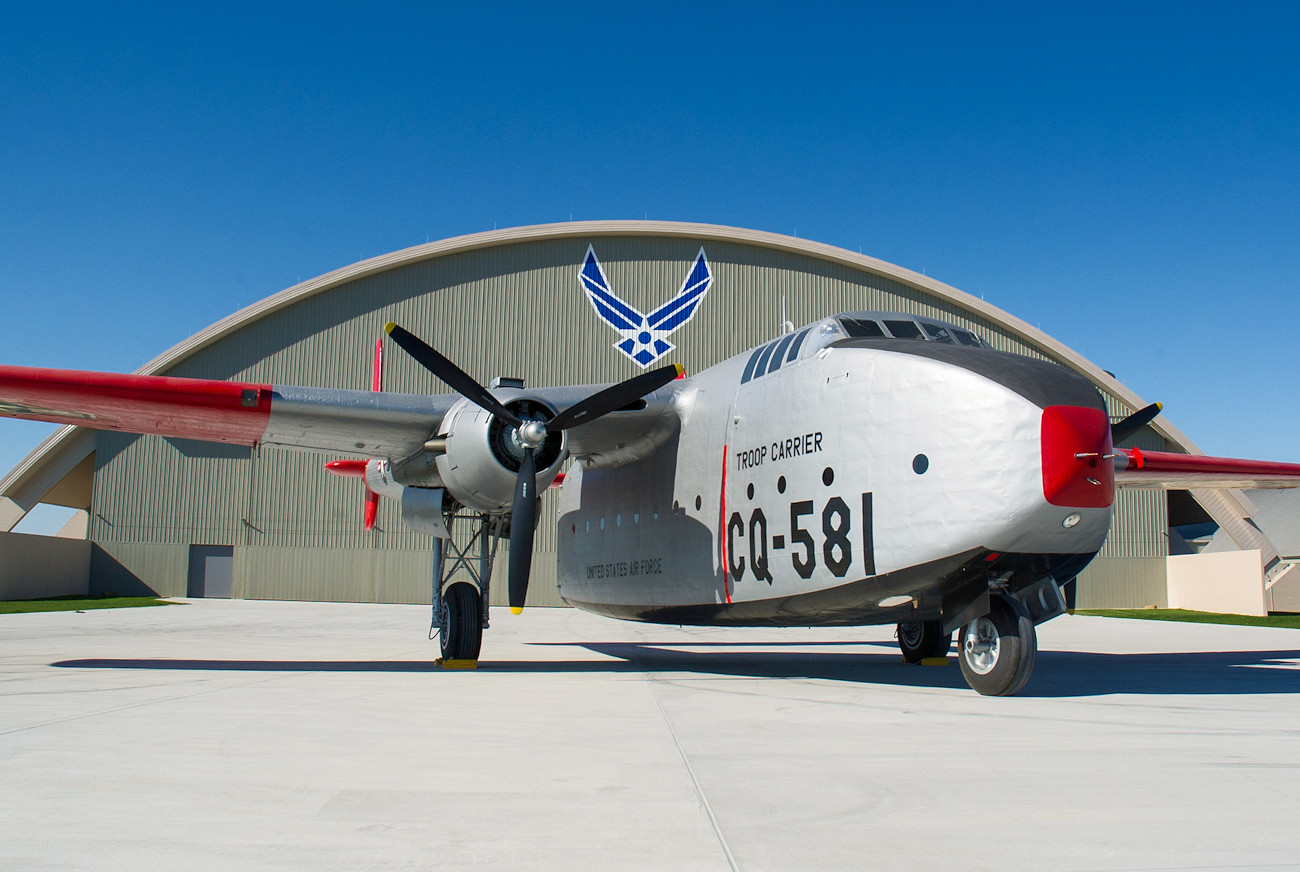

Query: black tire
440;583;483;661
897;620;952;662
957;596;1037;696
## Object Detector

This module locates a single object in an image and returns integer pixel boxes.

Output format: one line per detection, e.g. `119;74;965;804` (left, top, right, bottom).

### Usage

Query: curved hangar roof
0;220;1277;562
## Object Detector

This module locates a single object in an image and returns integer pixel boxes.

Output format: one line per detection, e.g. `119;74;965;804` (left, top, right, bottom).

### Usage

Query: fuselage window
883;319;923;340
920;323;956;344
841;318;885;338
952;328;984;348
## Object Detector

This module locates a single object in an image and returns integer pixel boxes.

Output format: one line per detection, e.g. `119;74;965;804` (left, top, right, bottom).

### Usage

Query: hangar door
187;545;233;598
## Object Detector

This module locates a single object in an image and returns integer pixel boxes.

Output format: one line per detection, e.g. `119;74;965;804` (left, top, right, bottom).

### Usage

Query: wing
646;248;712;333
579;245;645;333
1115;447;1300;490
0;365;454;459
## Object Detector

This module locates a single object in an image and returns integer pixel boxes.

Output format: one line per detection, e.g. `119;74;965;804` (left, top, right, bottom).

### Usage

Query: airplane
4;310;1300;695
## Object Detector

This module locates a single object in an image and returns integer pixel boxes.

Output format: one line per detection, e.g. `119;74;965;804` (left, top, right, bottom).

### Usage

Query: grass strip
0;595;181;615
1073;608;1300;630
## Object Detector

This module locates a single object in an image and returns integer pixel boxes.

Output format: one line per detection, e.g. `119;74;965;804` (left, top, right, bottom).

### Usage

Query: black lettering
861;492;875;576
822;496;852;577
727;511;746;581
790;500;816;579
749;508;772;583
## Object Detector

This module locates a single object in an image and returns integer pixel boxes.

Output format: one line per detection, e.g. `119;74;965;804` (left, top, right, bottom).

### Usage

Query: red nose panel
1041;405;1114;508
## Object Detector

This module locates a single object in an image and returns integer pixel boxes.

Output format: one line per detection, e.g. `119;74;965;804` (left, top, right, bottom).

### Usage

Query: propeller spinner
384;322;683;614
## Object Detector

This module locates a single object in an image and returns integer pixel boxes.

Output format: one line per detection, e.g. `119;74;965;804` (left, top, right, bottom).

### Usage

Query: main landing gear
430;508;504;662
896;619;952;662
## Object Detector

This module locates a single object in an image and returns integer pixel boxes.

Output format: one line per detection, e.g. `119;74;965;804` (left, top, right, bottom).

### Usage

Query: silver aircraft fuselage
556;314;1113;627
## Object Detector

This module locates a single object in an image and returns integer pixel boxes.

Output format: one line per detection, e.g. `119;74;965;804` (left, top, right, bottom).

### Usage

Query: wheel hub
898;620;923;648
963;616;1000;675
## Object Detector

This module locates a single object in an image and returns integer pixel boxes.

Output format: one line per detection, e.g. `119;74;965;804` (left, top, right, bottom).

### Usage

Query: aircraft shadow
51;644;1300;697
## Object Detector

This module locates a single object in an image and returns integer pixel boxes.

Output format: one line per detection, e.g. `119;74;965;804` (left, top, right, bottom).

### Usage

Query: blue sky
2;2;1298;530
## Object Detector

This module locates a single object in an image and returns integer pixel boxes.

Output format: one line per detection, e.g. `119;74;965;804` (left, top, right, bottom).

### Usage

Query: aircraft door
724;373;776;597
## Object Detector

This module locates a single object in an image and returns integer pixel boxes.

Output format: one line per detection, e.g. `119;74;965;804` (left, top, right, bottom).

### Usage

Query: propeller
384;322;683;613
323;337;386;530
364;337;384;529
1111;402;1162;444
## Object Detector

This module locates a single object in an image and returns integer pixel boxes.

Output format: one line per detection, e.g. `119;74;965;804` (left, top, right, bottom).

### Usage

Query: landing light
1062;513;1082;528
878;595;913;608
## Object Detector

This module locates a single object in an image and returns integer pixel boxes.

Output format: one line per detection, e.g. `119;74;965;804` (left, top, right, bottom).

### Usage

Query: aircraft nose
1040;405;1114;508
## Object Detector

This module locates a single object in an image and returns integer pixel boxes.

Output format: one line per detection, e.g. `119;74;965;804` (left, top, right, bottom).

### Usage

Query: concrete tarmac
2;600;1299;872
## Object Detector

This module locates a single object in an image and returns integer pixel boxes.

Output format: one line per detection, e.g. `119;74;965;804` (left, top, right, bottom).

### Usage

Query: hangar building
2;221;1295;613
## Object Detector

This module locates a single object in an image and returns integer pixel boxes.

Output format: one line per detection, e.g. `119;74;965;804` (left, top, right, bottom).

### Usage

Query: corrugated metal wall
88;233;1170;605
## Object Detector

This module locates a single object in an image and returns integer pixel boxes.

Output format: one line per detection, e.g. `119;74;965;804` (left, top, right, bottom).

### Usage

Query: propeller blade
363;337;384;529
384;323;522;428
363;490;379;530
1111;402;1162;444
547;363;684;432
508;447;538;614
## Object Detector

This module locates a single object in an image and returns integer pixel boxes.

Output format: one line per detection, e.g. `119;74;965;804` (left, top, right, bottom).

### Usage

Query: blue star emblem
579;245;713;368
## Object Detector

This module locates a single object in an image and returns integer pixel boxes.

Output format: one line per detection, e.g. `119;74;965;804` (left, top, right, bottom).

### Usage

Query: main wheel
439;583;483;661
957;596;1037;696
897;620;951;662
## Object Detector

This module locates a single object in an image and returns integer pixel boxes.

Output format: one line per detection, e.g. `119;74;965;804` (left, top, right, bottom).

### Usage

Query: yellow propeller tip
674;363;685;377
510;606;523;615
384;322;397;334
1155;402;1163;411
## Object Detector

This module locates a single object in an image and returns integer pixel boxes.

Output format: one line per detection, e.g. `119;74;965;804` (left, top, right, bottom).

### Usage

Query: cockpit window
920;323;956;344
828;313;990;349
883;320;923;340
840;317;886;338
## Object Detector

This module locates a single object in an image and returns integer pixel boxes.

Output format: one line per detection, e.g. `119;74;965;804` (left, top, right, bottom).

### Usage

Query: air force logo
579;245;712;368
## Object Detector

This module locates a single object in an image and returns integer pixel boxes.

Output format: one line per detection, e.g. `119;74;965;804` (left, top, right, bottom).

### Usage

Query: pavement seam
646;681;740;872
629;643;739;872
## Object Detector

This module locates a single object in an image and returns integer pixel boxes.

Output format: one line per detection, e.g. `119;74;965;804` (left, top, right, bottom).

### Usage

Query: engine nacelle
434;396;566;513
362;457;406;499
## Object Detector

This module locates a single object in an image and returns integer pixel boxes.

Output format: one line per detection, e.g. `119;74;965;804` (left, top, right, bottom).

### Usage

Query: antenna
780;297;794;335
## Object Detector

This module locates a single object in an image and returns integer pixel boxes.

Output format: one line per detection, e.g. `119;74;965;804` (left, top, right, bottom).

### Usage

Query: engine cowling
434;396;566;513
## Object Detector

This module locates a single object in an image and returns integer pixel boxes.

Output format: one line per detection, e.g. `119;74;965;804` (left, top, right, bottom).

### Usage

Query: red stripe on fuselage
720;444;731;604
0;365;274;445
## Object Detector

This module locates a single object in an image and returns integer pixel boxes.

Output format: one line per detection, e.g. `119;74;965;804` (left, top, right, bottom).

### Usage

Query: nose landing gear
957;595;1037;696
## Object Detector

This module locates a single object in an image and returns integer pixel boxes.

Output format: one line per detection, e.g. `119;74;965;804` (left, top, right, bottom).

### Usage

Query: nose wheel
958;596;1037;696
